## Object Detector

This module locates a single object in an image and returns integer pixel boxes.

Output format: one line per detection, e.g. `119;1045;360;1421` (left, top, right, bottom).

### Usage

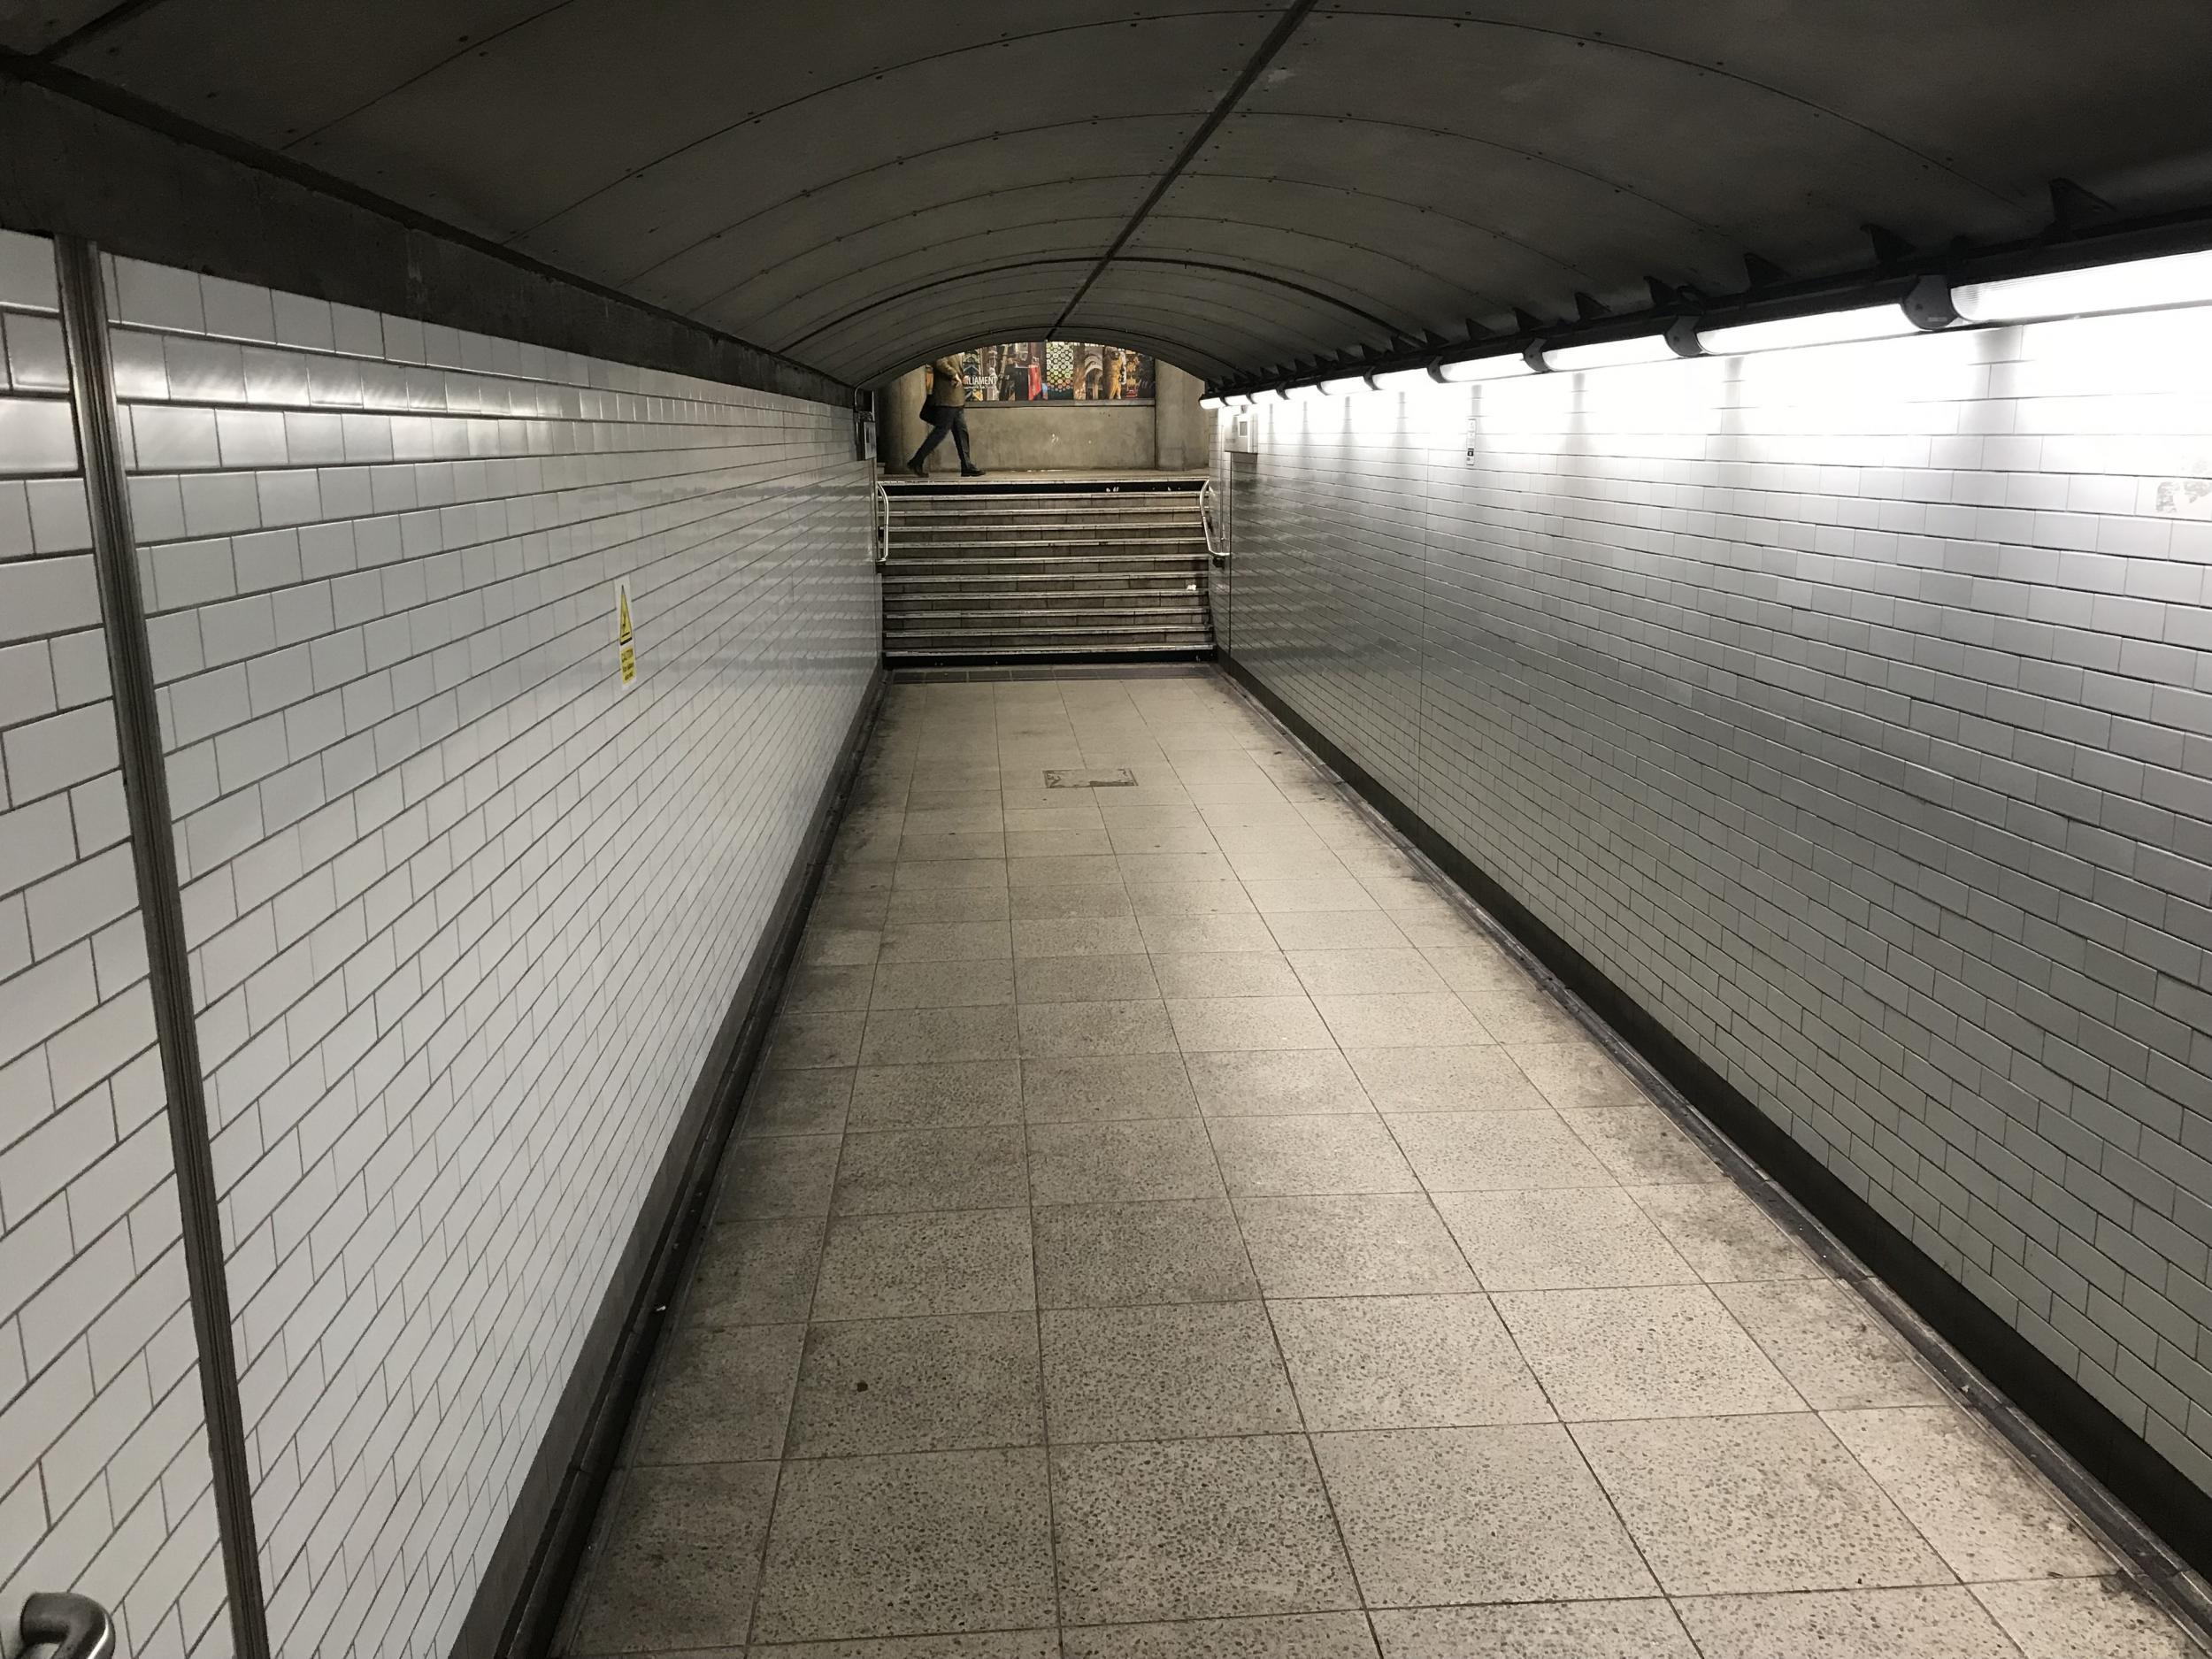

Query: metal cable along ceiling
7;0;2212;389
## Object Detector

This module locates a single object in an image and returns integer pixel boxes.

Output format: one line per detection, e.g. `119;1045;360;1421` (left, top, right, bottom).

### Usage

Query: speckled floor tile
1971;1577;2200;1658
1150;951;1305;998
780;962;878;1013
1572;1413;1950;1594
1558;1106;1724;1183
1043;1302;1299;1440
1505;1041;1644;1109
1033;1199;1259;1307
1368;1600;1695;1658
768;1010;869;1068
1824;1406;2113;1581
1052;1435;1359;1624
1018;997;1180;1058
1493;1284;1801;1418
1184;1048;1372;1116
1235;1194;1477;1297
849;1060;1024;1128
1062;1611;1378;1659
1268;1294;1553;1430
877;919;1014;964
1020;1052;1196;1121
718;1135;842;1218
1674;1586;2022;1657
634;1320;804;1464
1626;1182;1819;1281
786;1311;1041;1457
1712;1279;1947;1409
812;1210;1034;1320
1028;1118;1224;1202
1013;916;1148;957
569;1463;776;1653
1207;1114;1417;1195
1313;992;1494;1048
1312;1425;1656;1606
859;1003;1020;1065
868;955;1016;1008
1387;1110;1615;1191
1432;1187;1700;1291
1137;912;1281;954
885;884;1014;925
687;1216;825;1327
752;1448;1055;1642
1014;952;1161;1003
1344;1046;1546;1111
1165;994;1333;1052
832;1125;1028;1214
743;1068;856;1137
1286;949;1447;996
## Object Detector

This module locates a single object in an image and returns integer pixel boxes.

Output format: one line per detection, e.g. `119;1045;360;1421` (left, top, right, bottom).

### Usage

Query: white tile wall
1224;311;2212;1501
0;230;228;1659
106;251;877;1656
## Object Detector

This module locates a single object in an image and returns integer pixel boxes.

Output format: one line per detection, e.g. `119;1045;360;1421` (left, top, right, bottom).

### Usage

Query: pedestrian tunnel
4;6;2212;1656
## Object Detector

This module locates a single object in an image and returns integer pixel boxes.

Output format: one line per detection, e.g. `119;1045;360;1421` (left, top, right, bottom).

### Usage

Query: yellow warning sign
617;582;636;686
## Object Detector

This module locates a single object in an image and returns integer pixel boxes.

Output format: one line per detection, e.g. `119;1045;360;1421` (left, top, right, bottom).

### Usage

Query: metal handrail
20;1593;117;1659
873;480;892;568
1198;477;1225;562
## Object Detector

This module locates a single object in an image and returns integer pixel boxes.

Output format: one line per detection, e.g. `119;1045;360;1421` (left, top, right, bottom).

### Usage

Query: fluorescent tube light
1434;354;1532;384
1540;334;1676;373
1199;395;1223;410
1320;373;1371;396
1283;384;1325;401
1953;249;2212;324
1226;393;1252;406
1371;366;1438;392
1699;302;1921;356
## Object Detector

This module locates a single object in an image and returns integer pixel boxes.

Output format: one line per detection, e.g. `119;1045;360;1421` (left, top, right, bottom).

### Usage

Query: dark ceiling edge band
55;234;275;1659
1215;648;2212;1622
1051;0;1324;332
0;55;856;408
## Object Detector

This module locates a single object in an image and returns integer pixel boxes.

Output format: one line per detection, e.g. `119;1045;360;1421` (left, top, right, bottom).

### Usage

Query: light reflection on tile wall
1224;310;2212;1495
1;228;228;1659
104;252;876;1656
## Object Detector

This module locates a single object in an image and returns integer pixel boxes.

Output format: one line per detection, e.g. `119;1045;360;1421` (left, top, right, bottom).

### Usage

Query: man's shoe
960;466;987;477
906;460;926;478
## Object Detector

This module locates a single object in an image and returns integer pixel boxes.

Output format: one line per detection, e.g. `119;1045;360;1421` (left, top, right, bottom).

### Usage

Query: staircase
879;476;1215;662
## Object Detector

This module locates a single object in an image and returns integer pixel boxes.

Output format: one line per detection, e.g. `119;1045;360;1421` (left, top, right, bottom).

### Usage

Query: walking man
907;355;985;477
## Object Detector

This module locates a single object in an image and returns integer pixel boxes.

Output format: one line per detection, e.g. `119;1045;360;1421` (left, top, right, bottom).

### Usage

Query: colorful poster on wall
958;342;1155;403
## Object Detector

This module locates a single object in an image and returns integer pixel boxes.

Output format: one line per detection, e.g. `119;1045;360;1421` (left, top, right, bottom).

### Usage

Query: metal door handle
19;1593;116;1659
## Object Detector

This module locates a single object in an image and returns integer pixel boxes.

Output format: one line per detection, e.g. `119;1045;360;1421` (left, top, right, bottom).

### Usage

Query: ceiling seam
779;250;1397;353
1049;0;1322;334
35;0;171;59
510;8;1280;242
284;0;583;150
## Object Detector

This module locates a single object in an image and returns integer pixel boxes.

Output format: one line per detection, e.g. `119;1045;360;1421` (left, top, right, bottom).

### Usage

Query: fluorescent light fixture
1540;334;1676;373
1434;353;1532;384
1699;302;1920;356
1371;366;1438;392
1283;383;1325;401
1953;248;2212;324
1225;393;1252;406
1199;394;1223;410
1320;373;1371;396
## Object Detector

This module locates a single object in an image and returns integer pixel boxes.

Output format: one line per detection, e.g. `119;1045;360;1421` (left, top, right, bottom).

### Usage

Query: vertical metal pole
52;236;273;1659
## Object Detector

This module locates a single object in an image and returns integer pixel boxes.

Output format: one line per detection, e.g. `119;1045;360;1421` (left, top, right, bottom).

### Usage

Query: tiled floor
560;671;2205;1659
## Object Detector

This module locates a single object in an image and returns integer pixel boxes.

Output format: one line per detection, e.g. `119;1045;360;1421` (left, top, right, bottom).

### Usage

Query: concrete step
879;476;1215;660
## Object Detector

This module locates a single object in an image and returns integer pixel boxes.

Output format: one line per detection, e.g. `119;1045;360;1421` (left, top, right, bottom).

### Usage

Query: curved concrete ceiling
10;0;2212;387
